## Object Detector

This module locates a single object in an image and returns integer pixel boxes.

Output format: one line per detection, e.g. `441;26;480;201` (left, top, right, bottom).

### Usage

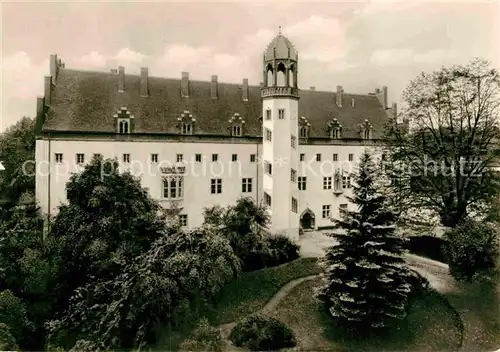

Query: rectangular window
298;176;307;191
316;153;322;162
93;153;102;159
162;176;184;199
291;169;297;182
300;153;305;162
232;154;238;162
212;154;218;162
322;205;331;219
349;153;354;161
242;178;253;193
179;214;188;227
342;175;352;189
339;204;348;215
265;109;272;120
195;154;202;162
265;161;272;175
333;153;338;161
291;135;297;149
323;176;332;190
55;153;63;163
76;153;85;164
211;178;222;194
292;197;298;213
278;109;285;119
123;154;130;163
176;154;183;163
264;192;272;206
265;128;272;142
151;153;158;163
250;154;256;163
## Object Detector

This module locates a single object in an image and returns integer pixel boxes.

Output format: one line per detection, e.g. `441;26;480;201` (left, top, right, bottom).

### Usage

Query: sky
1;0;499;131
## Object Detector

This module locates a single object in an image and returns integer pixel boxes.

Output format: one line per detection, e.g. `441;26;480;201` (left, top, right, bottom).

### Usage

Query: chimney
140;67;149;97
242;78;249;101
36;96;45;117
383;85;388;109
336;85;343;107
211;75;218;99
44;76;52;105
181;72;189;98
118;66;125;92
310;86;315;91
50;54;58;84
392;102;398;119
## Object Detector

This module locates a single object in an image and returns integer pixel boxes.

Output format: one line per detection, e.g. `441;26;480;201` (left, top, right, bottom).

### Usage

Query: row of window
55;152;356;166
161;176;255;199
297;176;351;191
321;204;348;218
54;153;258;164
265;108;286;120
301;153;354;162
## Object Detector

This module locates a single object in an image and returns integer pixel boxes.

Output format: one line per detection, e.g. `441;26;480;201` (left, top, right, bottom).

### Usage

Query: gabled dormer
359;119;373;140
178;110;196;135
228;112;245;137
114;107;134;134
327;117;342;139
299;116;311;139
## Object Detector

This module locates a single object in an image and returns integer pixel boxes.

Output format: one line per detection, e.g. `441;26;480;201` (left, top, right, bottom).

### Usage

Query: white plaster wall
298;144;375;228
36;139;261;229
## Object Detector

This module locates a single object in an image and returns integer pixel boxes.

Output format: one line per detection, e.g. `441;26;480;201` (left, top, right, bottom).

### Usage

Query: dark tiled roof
42;68;390;139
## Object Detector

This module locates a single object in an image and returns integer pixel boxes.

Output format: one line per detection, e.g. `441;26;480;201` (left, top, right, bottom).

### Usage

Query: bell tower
261;28;300;241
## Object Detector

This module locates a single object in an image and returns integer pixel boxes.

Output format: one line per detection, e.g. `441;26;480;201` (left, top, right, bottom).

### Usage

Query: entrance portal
300;208;315;230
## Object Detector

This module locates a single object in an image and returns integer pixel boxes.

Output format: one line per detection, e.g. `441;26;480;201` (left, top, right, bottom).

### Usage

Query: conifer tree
315;152;412;331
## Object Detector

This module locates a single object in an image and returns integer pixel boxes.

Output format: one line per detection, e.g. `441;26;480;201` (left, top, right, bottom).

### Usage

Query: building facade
35;34;396;241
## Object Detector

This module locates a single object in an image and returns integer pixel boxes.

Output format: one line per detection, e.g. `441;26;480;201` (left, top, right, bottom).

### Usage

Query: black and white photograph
1;1;499;351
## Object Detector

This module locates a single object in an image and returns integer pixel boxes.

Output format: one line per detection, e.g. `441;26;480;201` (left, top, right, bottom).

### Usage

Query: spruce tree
315;152;412;331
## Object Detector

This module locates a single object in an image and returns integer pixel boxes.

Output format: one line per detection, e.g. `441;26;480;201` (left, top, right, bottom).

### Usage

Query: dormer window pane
182;123;192;135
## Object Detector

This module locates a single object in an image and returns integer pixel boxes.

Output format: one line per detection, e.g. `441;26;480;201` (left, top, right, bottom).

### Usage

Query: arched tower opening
277;62;286;86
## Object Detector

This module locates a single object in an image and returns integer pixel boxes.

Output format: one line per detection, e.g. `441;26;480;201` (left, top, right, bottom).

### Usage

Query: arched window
276;62;286;87
115;107;133;134
327;118;342;140
288;64;295;87
300;127;308;138
266;64;274;87
232;125;242;137
178;110;196;135
229;113;245;137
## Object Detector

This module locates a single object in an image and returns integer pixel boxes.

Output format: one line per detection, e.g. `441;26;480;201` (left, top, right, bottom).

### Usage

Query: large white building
35;33;396;241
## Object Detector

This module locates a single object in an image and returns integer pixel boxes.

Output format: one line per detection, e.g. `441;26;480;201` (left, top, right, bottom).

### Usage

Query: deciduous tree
385;58;500;227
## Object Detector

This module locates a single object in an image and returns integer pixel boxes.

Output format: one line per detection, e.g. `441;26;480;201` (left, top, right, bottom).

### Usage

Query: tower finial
278;26;282;35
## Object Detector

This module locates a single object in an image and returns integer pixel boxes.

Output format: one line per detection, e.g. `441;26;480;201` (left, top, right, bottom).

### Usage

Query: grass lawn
155;257;321;350
271;278;463;352
207;257;321;325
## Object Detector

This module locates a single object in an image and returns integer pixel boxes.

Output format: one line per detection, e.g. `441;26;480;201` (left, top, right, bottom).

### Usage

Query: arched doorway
300;208;315;230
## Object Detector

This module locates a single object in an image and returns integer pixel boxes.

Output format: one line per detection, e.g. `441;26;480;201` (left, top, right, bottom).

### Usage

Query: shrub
229;315;296;351
0;323;18;351
265;234;300;267
0;290;31;343
179;318;223;352
404;235;447;262
444;220;499;281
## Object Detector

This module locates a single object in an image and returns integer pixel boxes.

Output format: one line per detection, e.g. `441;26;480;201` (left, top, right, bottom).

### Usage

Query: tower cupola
262;27;299;99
